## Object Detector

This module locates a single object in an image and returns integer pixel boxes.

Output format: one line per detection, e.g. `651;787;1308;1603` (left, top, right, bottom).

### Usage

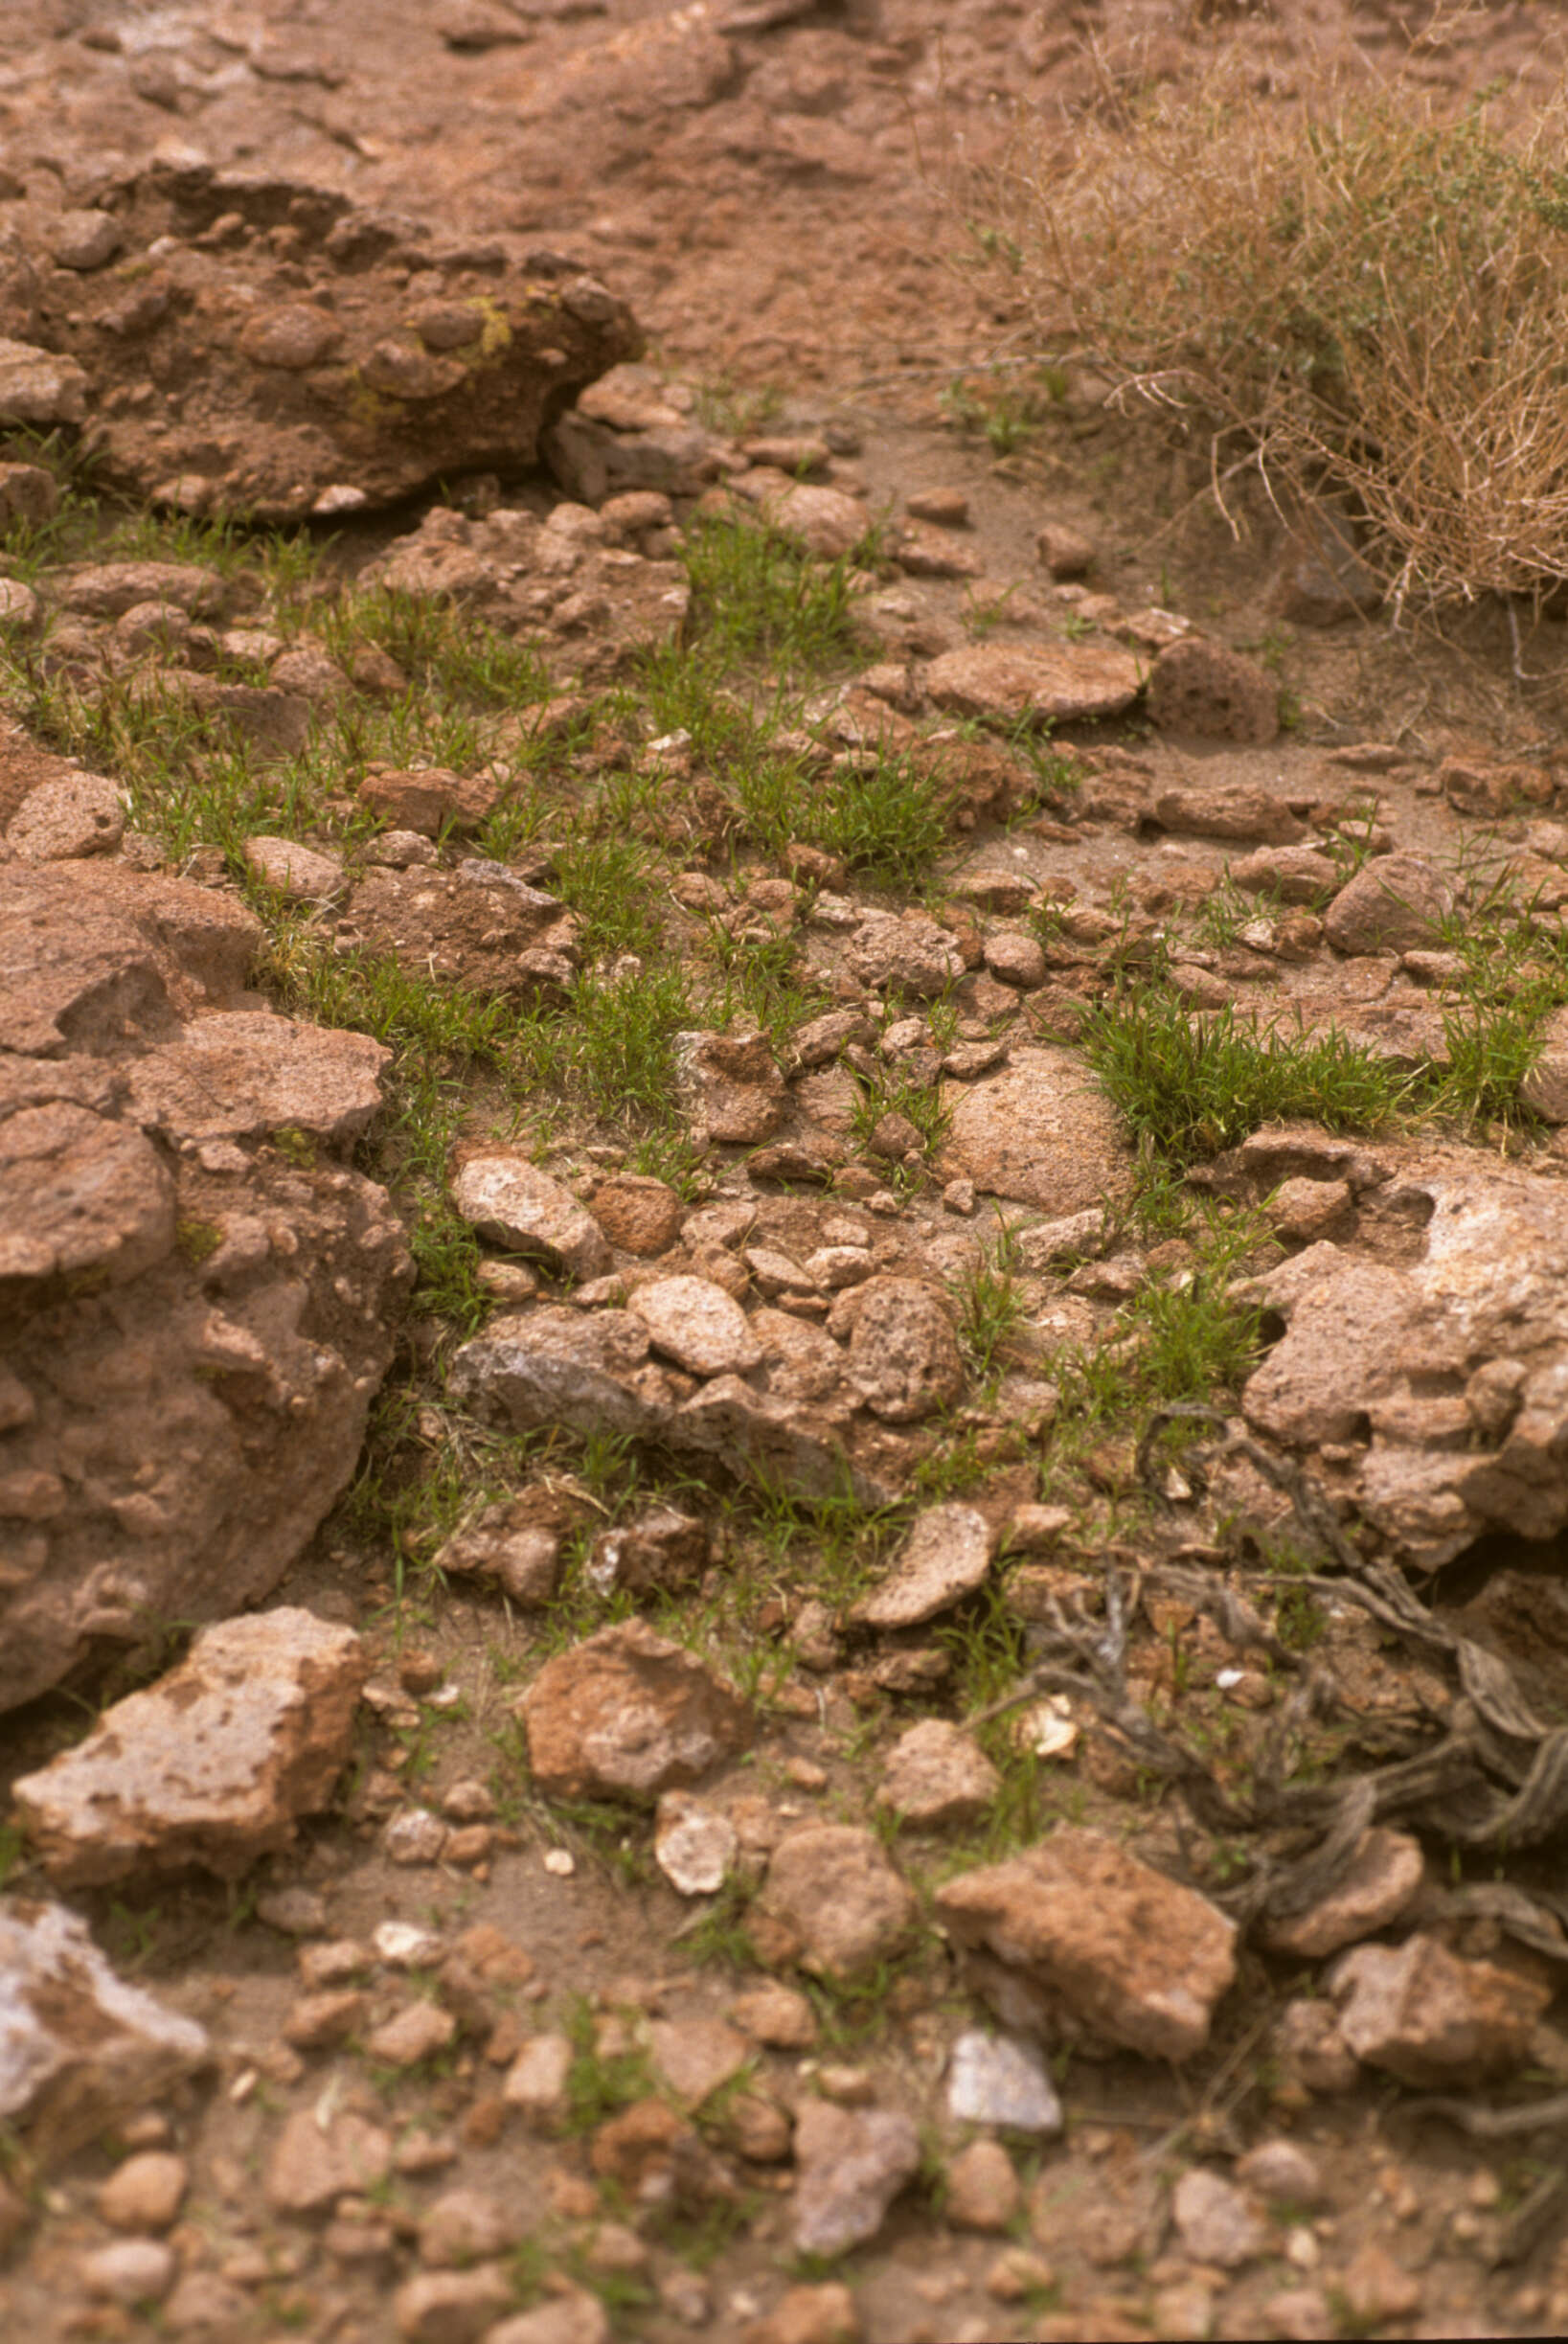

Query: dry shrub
968;50;1568;613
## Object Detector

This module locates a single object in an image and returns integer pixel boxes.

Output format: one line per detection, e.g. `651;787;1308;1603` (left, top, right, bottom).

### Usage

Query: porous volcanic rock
759;1824;916;1978
0;859;411;1714
1241;1161;1568;1567
935;1829;1237;2060
923;642;1142;726
12;1609;368;1886
519;1620;754;1804
941;1046;1135;1214
17;161;641;518
0;1896;210;2163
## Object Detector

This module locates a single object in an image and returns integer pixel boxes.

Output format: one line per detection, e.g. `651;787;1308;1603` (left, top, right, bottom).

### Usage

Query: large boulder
11;162;641;519
0;860;411;1713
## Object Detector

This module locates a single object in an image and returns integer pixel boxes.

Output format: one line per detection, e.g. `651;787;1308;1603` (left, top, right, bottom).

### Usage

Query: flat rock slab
628;1274;763;1376
924;642;1142;725
125;1012;389;1145
1330;1933;1550;2085
791;2100;921;2258
1263;1828;1424;1959
946;2028;1063;2133
936;1828;1237;2061
451;1154;611;1281
852;1502;993;1628
1241;1163;1568;1567
759;1824;915;1978
13;1609;367;1886
941;1045;1135;1214
0;1897;209;2164
520;1620;753;1805
23;163;641;518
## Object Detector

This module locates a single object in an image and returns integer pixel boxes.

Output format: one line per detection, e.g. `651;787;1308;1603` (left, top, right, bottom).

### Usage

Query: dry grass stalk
966;47;1568;613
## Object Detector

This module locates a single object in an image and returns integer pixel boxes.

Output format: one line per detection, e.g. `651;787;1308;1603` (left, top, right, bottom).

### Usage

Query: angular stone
1262;1829;1424;1959
589;1505;707;1598
433;1502;561;1607
0;336;88;425
1240;1166;1568;1567
1170;2168;1265;2267
451;1153;611;1281
654;1791;739;1896
760;1825;915;1978
740;2287;859;2344
589;1172;683;1256
946;2029;1062;2132
1330;1933;1550;2084
924;642;1142;726
760;481;870;559
675;1026;786;1144
503;2032;573;2127
0;1102;175;1286
243;834;346;903
845;909;966;997
419;2186;512;2268
13;1610;367;1886
7;770;124;861
792;2100;920;2257
729;1983;818;2049
628;1274;762;1376
520;1621;754;1805
265;2109;393;2214
1147;638;1278;744
876;1719;1000;1828
358;765;498;837
935;1829;1237;2061
941;1046;1134;1213
0;1898;209;2164
125;1012;389;1145
1153;785;1305;845
393;2265;513;2343
846;1279;965;1422
854;1504;993;1629
367;2001;459;2068
487;2294;610;2344
1323;853;1455;955
648;2017;749;2106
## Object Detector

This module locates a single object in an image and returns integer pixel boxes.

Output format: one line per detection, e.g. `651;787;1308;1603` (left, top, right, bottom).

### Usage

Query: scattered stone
758;480;870;558
852;1504;993;1627
367;2001;459;2068
648;2016;749;2105
845;1280;965;1422
283;1988;366;2050
1170;2167;1266;2266
1273;1999;1360;2095
486;2293;611;2344
945;2138;1022;2232
759;1825;915;1977
1330;1933;1550;2083
435;1502;561;1607
1237;2139;1325;2205
256;1885;330;1937
1152;784;1306;845
845;908;966;997
589;1172;684;1255
729;1983;818;2049
99;2150;188;2232
628;1274;763;1375
125;1010;390;1146
1147;638;1279;744
792;2099;921;2257
419;2185;512;2267
503;2032;574;2127
384;1809;449;1866
243;834;345;902
0;1897;210;2165
676;1026;787;1143
393;2264;513;2343
924;642;1141;725
1323;852;1455;954
6;770;124;861
264;2109;392;2214
946;2029;1063;2133
983;927;1047;989
13;1610;366;1886
941;1046;1134;1214
936;1829;1237;2060
451;1153;611;1281
654;1791;739;1895
80;2239;177;2306
1340;2243;1422;2324
520;1620;754;1804
1230;843;1340;902
590;1505;708;1597
876;1718;1000;1827
0;337;88;425
1036;520;1096;577
1262;1828;1423;1958
908;487;970;526
741;2285;860;2344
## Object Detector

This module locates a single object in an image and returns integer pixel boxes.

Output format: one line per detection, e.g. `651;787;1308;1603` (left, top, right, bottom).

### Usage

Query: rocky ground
10;3;1568;2342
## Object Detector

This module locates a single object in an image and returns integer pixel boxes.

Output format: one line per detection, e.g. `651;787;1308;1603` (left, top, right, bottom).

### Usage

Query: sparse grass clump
1081;988;1408;1162
970;54;1568;610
